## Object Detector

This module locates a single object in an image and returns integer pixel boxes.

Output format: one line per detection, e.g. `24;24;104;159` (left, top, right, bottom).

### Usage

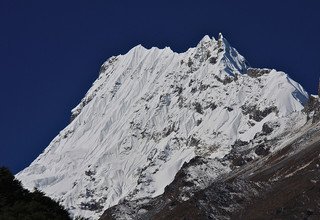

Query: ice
16;34;308;219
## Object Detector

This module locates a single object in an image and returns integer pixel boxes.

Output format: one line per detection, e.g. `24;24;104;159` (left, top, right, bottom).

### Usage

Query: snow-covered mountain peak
16;35;308;219
197;34;214;45
217;32;232;51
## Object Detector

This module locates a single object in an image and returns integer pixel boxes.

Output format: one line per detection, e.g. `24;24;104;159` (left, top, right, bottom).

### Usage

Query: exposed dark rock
214;75;233;85
241;105;278;122
193;102;204;114
174;86;183;95
188;79;194;87
191;87;197;93
85;170;96;177
303;95;320;123
110;81;122;98
99;64;108;75
209;103;217;110
204;102;217;111
162;123;178;137
209;57;217;64
187;58;193;67
231;156;247;166
199;83;210;91
177;96;186;108
262;122;273;135
147;149;157;161
232;155;253;167
70;96;94;122
248;120;255;126
62;129;74;139
232;139;249;149
246;68;271;78
254;144;270;156
188;137;200;147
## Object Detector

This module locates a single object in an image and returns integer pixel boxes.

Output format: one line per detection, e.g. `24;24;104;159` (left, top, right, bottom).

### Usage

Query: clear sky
1;0;320;173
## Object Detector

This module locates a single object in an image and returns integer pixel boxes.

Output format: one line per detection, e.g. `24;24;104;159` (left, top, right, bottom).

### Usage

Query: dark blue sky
1;0;319;173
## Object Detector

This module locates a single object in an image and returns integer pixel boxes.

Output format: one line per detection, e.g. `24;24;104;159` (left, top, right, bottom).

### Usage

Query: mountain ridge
16;34;309;219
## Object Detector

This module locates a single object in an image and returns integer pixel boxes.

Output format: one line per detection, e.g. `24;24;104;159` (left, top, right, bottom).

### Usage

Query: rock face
304;95;320;123
100;120;320;220
16;34;308;219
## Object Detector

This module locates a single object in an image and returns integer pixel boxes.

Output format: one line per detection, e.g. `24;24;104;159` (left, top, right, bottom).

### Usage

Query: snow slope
16;34;308;219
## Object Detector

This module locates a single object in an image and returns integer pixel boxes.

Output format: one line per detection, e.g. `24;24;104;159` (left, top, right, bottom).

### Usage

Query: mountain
101;114;320;220
16;34;310;219
101;95;320;219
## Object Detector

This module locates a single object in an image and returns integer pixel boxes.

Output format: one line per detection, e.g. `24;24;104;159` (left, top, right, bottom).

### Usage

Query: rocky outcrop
100;121;320;220
246;68;271;78
304;95;320;123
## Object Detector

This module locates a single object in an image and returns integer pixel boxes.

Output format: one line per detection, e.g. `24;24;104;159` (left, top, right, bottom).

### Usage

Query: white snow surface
16;35;308;219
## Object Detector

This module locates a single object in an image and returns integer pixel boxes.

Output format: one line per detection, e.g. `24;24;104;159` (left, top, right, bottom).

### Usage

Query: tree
0;167;71;220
